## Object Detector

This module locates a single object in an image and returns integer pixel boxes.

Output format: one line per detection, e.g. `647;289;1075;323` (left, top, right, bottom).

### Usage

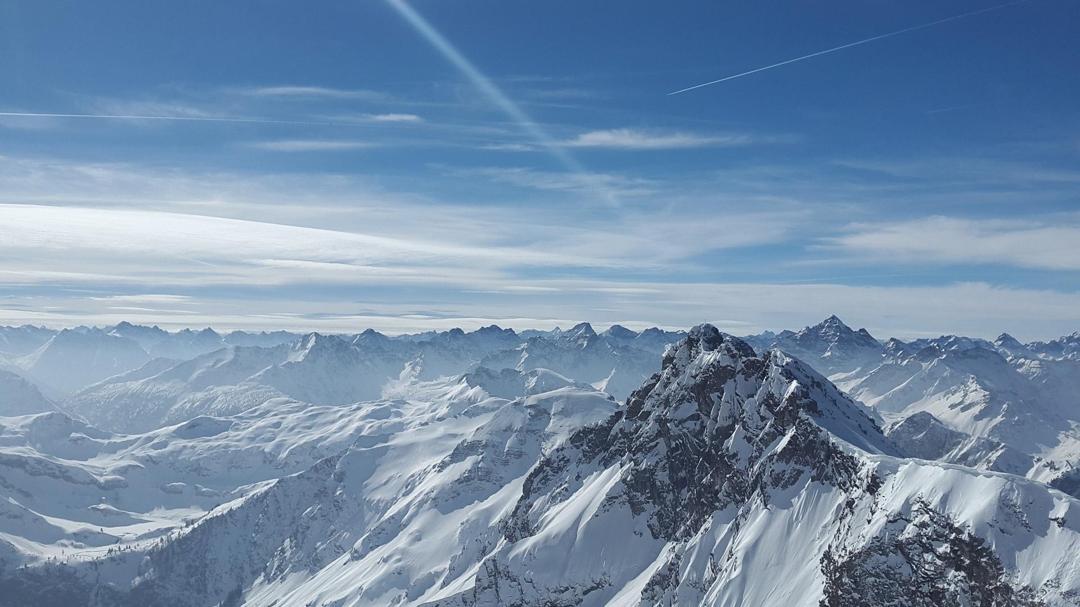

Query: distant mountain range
1;318;1079;605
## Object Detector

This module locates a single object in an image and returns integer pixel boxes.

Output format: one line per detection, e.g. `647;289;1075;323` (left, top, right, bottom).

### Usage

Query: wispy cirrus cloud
89;294;194;304
363;113;423;123
0;156;799;284
562;128;757;150
526;87;602;100
478;142;537;152
453;166;659;197
246;139;378;152
3;148;1078;339
87;98;224;119
5;275;1080;341
824;215;1080;271
240;85;390;101
0;203;599;290
323;112;427;125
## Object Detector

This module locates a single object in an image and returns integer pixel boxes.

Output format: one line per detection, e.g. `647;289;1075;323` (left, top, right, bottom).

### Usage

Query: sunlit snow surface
0;320;1078;605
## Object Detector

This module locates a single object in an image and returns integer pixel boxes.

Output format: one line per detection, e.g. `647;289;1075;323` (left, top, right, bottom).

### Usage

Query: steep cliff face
504;325;892;545
433;327;1079;606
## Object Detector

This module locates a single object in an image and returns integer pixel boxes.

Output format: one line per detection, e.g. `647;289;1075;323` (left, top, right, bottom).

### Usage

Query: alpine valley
1;318;1079;607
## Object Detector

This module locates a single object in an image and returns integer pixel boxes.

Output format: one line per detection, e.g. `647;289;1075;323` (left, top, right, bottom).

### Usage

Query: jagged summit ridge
640;324;890;454
794;314;880;351
504;325;892;544
449;325;1080;605
742;315;884;376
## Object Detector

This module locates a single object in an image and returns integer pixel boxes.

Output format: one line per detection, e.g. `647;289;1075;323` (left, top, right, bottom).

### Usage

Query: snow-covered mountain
63;343;292;433
462;367;593;399
54;323;683;434
0;325;301;400
0;374;618;606
108;322;227;361
0;325;55;358
745;316;1080;495
15;328;152;397
746;314;883;375
0;370;56;416
478;322;670;401
884;411;1033;474
107;322;299;361
2;325;1079;606
1000;331;1080;361
429;326;1080;606
838;336;1080;487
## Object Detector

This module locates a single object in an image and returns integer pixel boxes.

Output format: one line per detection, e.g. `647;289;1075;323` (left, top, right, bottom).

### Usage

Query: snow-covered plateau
0;319;1078;606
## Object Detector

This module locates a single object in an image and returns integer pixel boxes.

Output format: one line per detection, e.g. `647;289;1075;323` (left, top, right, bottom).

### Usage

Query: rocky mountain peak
565;322;596;340
655;323;755;380
822;313;845;326
883;337;912;356
800;315;877;346
474;324;514;336
508;325;889;542
995;332;1025;350
632;324;889;452
352;328;392;350
771;315;883;374
601;324;638;340
293;332;354;360
808;314;849;337
108;321;168;340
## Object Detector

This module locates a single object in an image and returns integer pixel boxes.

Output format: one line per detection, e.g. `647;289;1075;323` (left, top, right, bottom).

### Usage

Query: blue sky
1;0;1078;339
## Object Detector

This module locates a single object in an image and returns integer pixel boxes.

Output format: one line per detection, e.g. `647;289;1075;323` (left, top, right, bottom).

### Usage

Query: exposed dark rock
820;501;1045;607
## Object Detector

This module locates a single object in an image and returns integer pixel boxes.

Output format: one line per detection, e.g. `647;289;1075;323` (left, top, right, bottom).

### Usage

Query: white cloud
247;139;377;152
89;294;194;304
0;204;605;282
1;154;1076;340
833;157;1080;186
3;280;1078;341
457;166;658;197
324;113;426;125
562;128;755;150
826;215;1080;270
478;143;537;152
241;85;388;101
363;113;423;123
88;98;222;119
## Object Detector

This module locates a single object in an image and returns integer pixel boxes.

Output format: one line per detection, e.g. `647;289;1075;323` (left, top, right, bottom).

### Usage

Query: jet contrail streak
384;0;608;199
668;0;1031;95
0;111;324;126
384;0;576;167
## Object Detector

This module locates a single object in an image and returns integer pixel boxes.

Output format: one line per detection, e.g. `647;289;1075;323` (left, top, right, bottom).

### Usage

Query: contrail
383;0;617;202
0;111;326;126
668;0;1031;95
384;0;574;168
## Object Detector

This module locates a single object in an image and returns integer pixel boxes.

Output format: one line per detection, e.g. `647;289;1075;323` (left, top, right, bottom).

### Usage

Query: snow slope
749;317;1080;493
0;377;618;606
1;320;1079;606
427;326;1080;606
15;328;151;397
3;326;1078;606
59;324;679;434
0;370;56;417
832;334;1080;485
480;324;664;401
